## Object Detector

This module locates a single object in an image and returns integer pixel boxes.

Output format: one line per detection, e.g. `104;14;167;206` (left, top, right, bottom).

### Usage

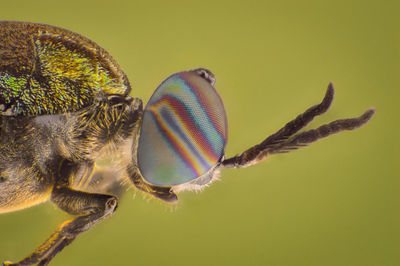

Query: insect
0;21;374;266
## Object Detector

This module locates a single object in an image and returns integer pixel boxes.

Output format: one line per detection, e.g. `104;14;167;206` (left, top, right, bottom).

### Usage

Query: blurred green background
0;0;398;265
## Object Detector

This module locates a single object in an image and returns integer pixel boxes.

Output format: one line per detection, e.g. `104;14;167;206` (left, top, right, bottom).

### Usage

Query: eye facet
137;69;228;186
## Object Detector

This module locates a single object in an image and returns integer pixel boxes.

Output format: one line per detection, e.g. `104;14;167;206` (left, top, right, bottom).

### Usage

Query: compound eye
137;69;228;186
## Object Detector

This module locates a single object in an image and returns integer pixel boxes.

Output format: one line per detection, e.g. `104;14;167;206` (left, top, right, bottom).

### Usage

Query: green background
0;0;398;265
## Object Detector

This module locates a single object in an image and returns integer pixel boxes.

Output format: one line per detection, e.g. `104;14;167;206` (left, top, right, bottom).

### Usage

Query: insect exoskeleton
0;21;136;214
0;21;131;116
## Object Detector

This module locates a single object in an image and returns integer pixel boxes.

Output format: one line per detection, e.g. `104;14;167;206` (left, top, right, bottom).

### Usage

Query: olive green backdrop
0;0;398;265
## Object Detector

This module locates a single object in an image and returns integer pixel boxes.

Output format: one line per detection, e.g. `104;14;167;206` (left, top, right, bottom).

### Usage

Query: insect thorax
0;21;131;116
0;97;143;212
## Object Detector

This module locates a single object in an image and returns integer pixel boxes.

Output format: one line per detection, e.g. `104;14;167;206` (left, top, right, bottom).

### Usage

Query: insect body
0;21;375;265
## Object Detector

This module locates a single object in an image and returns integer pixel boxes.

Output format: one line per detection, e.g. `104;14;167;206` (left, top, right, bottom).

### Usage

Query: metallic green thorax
0;21;131;116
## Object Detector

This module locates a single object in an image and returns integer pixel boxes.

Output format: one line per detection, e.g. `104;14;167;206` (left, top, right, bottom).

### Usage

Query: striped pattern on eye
137;70;227;186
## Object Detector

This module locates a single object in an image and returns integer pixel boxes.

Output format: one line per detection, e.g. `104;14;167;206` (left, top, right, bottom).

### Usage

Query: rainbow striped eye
137;69;228;186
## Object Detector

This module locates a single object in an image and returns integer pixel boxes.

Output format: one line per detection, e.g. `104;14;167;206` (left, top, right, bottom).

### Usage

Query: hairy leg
3;161;119;266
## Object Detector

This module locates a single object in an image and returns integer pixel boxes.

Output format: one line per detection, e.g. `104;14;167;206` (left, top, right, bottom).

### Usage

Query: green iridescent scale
0;21;131;116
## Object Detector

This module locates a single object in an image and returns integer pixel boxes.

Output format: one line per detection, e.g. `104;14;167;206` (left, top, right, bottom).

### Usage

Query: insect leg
3;165;118;265
221;85;374;168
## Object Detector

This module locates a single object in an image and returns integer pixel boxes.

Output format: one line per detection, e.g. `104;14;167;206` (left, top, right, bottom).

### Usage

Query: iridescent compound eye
137;69;228;186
